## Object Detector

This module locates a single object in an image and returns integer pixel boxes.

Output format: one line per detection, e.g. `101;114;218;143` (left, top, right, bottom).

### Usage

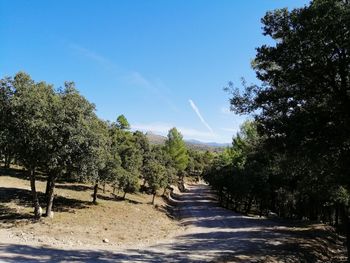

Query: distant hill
145;132;229;152
185;139;230;148
145;132;166;145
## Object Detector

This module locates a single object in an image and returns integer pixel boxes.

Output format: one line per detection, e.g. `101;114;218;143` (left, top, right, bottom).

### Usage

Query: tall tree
44;82;98;217
11;72;55;218
116;114;130;130
0;77;15;168
164;128;189;180
86;118;116;204
225;0;350;257
145;161;167;205
143;145;172;204
110;116;142;199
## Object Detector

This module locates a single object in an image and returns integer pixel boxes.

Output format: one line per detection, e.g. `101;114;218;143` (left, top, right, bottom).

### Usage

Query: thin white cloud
70;44;107;63
189;99;214;134
127;71;152;87
69;43;118;73
131;122;217;142
67;41;178;112
127;71;179;112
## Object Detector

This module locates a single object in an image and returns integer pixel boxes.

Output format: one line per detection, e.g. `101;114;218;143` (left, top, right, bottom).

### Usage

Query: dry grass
0;170;182;250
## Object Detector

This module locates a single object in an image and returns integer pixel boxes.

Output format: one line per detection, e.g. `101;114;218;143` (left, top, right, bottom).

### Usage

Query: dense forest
0;73;215;219
204;0;350;258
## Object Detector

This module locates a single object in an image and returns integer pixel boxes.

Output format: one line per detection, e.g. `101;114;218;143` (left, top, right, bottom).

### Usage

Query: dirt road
0;184;345;262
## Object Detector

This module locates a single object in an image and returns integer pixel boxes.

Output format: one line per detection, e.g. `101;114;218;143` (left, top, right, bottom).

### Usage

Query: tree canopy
206;0;350;258
164;128;189;174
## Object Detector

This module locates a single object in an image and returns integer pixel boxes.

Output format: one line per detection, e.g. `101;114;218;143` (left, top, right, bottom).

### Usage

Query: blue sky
0;0;308;143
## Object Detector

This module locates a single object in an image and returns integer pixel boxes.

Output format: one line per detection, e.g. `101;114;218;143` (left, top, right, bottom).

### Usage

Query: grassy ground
0;167;182;250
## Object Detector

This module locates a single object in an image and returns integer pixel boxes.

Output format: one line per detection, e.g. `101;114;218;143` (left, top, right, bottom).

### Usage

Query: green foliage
145;161;167;194
164;128;189;173
108;121;147;197
0;77;15;168
11;73;55;170
0;72;148;213
117;169;139;197
207;2;350;249
116;114;130;130
204;121;269;212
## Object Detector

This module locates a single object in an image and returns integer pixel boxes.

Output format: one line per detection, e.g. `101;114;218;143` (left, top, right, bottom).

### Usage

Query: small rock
103;238;109;243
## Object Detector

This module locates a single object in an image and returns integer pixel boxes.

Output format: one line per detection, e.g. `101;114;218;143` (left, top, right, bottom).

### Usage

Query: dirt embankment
0;173;183;250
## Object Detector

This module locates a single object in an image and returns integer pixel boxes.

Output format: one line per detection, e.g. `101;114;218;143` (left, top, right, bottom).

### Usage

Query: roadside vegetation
0;72;214;222
204;0;350;260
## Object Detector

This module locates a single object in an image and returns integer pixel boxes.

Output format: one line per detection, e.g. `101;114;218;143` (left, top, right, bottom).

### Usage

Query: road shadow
0;244;203;263
0;225;346;263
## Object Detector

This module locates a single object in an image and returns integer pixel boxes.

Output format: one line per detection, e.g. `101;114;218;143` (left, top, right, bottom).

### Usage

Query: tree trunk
45;175;56;218
4;151;11;169
245;196;253;215
123;191;126;199
103;183;106;193
152;193;156;205
162;187;167;196
29;168;42;219
226;193;230;209
259;200;263;217
45;174;53;202
335;203;339;227
93;181;99;204
113;185;116;194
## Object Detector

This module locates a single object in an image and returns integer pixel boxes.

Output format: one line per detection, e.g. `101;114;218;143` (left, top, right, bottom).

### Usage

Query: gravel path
0;184;341;262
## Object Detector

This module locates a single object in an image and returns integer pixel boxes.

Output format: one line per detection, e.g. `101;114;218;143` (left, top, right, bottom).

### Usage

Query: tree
117;169;139;199
225;0;350;257
0;77;16;169
43;82;98;217
204;121;266;212
164;128;189;181
144;160;167;205
87;118;117;204
186;149;205;180
11;72;55;218
143;145;173;204
116;114;130;130
109;118;143;199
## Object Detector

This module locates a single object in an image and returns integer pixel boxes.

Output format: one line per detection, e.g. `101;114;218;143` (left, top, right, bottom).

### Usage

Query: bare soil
0;170;182;251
